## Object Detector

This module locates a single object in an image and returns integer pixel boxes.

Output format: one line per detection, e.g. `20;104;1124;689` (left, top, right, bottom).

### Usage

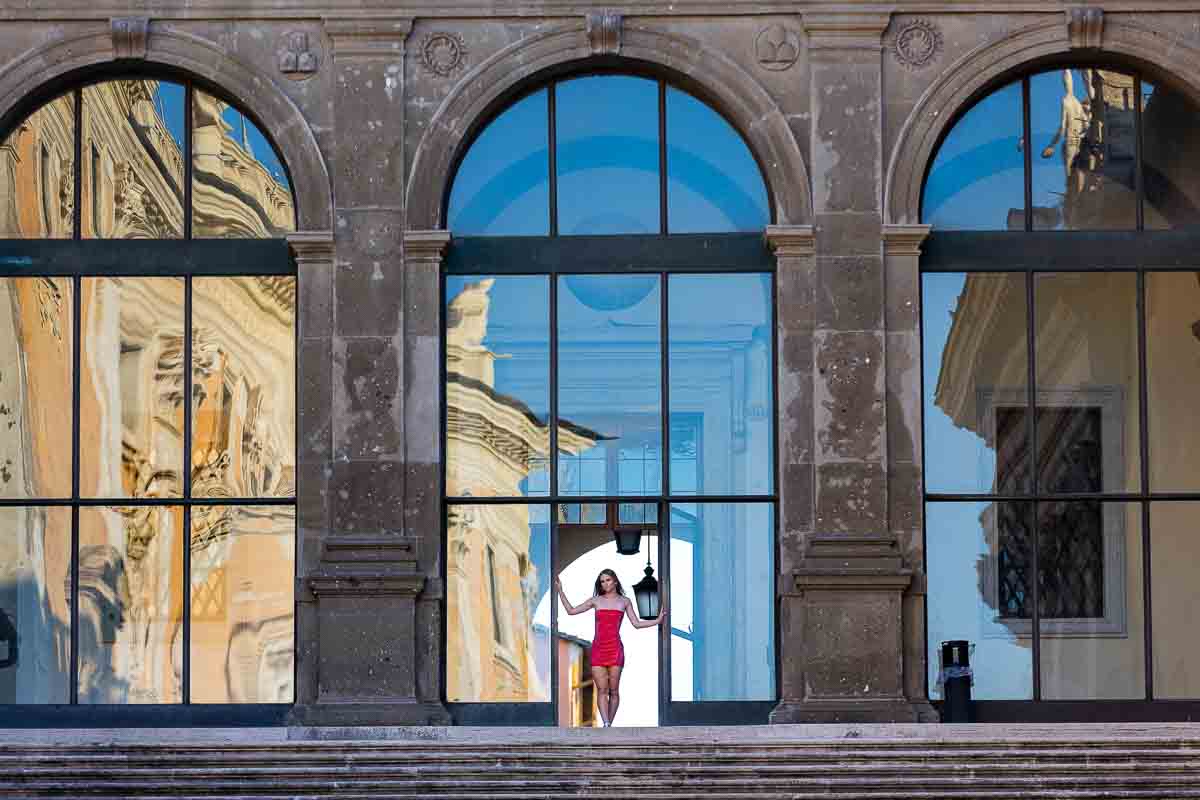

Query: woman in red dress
554;569;666;727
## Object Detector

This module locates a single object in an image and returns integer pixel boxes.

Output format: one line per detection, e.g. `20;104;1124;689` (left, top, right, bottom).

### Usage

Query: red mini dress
591;608;625;667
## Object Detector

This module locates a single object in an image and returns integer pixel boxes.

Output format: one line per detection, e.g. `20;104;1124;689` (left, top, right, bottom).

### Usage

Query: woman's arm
554;576;593;616
623;596;667;629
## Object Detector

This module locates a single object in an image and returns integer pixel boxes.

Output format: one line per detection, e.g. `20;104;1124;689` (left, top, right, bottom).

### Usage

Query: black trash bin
939;639;973;723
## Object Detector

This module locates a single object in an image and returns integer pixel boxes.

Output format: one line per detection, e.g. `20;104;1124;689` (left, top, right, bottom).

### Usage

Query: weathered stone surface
886;331;922;465
815;211;880;256
334;210;405;337
816;462;885;533
298;337;333;463
329;53;407;207
313;592;420;702
814;331;885;462
817;255;883;330
333;336;403;461
888;461;922;534
329;459;405;535
779;461;814;574
811;60;881;214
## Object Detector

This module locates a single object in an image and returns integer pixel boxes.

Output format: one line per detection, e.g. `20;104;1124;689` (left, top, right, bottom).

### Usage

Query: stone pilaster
291;17;448;725
403;229;451;708
772;11;930;723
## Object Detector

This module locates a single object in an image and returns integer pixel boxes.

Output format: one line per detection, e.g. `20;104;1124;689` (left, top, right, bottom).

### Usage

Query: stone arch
0;24;332;231
406;21;811;231
885;16;1200;225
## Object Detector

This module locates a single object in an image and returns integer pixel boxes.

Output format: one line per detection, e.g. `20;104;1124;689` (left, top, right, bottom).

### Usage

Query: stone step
3;723;1200;799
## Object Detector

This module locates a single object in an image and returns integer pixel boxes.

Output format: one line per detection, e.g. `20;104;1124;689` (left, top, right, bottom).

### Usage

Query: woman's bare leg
606;666;623;725
591;666;611;727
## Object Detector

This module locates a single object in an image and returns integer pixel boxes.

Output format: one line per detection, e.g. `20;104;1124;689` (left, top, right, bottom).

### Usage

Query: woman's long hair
593;568;626;597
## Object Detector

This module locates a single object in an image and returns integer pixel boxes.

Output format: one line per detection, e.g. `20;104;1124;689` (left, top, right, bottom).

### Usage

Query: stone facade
3;1;1200;725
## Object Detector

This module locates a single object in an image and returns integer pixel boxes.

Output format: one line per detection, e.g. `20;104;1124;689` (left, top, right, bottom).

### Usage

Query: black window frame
921;62;1200;723
0;71;299;728
441;68;780;728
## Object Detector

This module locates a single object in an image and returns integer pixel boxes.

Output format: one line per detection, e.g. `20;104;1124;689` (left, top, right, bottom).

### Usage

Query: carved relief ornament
1067;7;1104;50
420;31;468;77
755;23;801;71
279;30;321;79
891;18;943;71
586;11;622;56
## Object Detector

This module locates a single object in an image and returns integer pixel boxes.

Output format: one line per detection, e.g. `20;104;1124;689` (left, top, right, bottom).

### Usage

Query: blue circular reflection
564;275;656;311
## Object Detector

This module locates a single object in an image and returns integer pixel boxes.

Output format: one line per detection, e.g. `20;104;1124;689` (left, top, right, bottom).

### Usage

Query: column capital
324;15;413;59
802;12;891;52
404;229;452;263
765;224;816;258
881;224;932;257
287;230;335;264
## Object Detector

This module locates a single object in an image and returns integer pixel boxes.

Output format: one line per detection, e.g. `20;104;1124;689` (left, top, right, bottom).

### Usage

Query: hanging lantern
613;528;642;556
632;552;660;620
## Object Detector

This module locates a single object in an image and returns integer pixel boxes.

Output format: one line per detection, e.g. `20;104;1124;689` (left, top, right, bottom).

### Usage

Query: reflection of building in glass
445;280;594;702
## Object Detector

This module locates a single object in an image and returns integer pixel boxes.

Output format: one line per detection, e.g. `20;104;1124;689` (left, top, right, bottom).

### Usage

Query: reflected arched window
447;75;770;235
0;77;296;715
923;67;1200;230
0;79;295;239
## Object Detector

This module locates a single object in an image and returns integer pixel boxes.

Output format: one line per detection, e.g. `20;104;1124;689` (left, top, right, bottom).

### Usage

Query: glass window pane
448;90;549;235
922;82;1024;230
665;88;768;233
556;76;659;235
1039;502;1144;699
1151;502;1200;698
1030;69;1136;230
1147;272;1200;491
0;93;74;238
83;81;184;239
0;506;71;703
190;504;294;703
1034;272;1139;492
78;505;183;704
446;276;549;497
80;277;185;498
0;277;73;499
1142;81;1200;228
446;503;550;702
670;502;773;701
926;501;1033;700
923;273;1029;494
557;276;661;496
669;274;772;495
191;277;296;499
192;89;295;238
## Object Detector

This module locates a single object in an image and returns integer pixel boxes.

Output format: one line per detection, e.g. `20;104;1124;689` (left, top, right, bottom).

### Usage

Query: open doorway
534;502;662;727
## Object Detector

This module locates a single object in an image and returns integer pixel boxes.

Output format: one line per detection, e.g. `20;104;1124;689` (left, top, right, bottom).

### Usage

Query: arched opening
441;72;778;727
0;74;298;721
919;60;1200;721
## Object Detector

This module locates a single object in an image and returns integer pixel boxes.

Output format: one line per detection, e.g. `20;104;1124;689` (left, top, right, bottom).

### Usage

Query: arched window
0;78;296;721
442;74;776;727
920;65;1200;719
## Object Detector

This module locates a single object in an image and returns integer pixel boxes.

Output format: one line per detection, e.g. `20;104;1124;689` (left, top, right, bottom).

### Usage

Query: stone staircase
3;723;1200;798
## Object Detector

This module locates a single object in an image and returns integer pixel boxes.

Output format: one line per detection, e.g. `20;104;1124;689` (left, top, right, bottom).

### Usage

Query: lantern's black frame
441;68;781;728
920;62;1200;723
0;68;299;728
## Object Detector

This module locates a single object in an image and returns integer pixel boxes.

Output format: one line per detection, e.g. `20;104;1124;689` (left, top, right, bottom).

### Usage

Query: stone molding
111;16;149;59
886;16;1200;225
323;15;413;59
881;223;931;257
1067;6;1104;50
321;535;419;565
765;224;816;258
406;22;811;229
802;12;891;52
287;230;335;264
0;24;333;231
403;228;451;264
586;11;622;55
307;571;426;598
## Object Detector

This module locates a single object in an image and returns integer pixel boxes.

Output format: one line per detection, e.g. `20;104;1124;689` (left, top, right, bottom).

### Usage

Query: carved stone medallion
420;31;468;77
755;24;800;71
278;30;321;79
891;18;943;71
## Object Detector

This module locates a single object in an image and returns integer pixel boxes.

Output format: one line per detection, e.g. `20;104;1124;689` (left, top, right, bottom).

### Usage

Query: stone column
289;15;449;726
884;223;936;720
771;12;930;723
